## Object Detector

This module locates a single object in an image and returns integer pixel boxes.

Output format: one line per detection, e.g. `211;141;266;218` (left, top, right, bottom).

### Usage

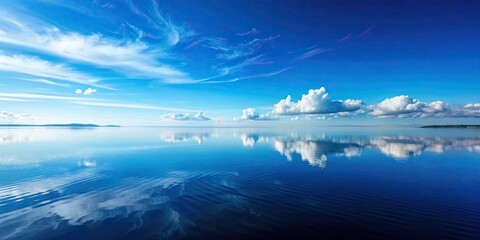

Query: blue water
0;127;479;240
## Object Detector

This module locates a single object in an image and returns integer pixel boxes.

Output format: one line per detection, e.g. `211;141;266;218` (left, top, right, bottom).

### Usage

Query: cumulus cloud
161;112;211;121
83;88;96;95
75;88;97;95
272;87;363;115
370;95;480;118
239;108;274;121
0;111;31;122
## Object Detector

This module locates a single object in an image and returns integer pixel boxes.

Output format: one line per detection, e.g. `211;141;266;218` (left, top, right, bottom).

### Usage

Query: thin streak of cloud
358;24;375;37
337;34;351;42
0;92;196;112
202;67;291;84
0;54;108;88
237;28;260;37
16;78;70;87
72;101;194;112
0;93;92;101
0;97;27;102
298;48;332;60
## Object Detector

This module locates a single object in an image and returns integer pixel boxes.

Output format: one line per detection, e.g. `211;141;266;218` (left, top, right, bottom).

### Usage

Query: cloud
202;67;290;84
215;35;280;60
465;103;480;108
0;15;193;84
369;95;480;118
0;110;32;122
239;108;274;121
0;97;27;102
237;28;260;37
0;54;105;88
272;87;363;115
0;93;194;112
17;78;69;87
0;92;89;101
198;35;280;61
72;101;192;112
125;0;193;46
75;88;97;95
298;48;331;60
0;7;288;85
161;112;211;121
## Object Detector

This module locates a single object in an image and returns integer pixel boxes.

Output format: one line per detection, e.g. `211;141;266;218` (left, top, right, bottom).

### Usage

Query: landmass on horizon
421;125;480;129
0;123;120;127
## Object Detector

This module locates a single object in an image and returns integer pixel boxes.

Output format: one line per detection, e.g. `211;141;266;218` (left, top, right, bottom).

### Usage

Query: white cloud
0;15;193;84
0;110;32;122
75;89;82;94
17;78;70;87
82;88;96;95
0;54;105;87
0;93;194;112
0;97;27;102
0;93;90;102
465;103;480;108
370;96;480;118
272;87;363;115
239;108;273;121
161;112;211;121
72;101;192;112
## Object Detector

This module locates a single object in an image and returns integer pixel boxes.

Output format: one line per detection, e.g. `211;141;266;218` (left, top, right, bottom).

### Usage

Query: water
0;127;479;240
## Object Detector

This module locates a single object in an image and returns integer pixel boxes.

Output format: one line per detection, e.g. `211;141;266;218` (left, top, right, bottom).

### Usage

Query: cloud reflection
274;139;362;168
160;131;212;144
237;133;480;167
0;171;191;239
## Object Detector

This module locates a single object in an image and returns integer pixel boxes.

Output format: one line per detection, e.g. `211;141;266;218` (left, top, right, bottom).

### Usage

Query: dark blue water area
0;127;479;239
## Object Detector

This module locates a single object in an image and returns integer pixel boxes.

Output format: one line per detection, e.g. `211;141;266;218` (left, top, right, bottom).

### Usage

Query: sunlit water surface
0;127;479;239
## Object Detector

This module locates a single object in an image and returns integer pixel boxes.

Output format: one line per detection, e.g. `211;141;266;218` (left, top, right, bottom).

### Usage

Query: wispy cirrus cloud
0;54;107;88
73;101;193;112
237;28;260;37
0;93;195;112
203;67;291;84
298;48;332;60
213;35;280;61
124;0;193;46
0;14;195;84
16;78;69;87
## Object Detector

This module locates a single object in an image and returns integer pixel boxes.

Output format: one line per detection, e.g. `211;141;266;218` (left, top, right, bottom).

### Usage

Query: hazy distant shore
421;125;480;129
0;123;120;128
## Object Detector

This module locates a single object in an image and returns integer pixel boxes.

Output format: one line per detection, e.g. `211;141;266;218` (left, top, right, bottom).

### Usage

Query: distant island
0;123;120;128
421;125;480;129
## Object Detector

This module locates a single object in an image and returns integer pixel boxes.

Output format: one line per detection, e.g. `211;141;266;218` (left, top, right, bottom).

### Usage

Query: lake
0;127;479;239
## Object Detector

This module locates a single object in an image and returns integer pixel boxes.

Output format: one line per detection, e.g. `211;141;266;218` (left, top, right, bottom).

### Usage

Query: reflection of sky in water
0;127;479;239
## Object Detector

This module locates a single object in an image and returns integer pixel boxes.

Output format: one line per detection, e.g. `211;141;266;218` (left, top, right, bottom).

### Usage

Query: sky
0;0;479;126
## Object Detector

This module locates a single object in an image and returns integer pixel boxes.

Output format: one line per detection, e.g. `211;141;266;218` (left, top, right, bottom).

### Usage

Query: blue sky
0;0;479;125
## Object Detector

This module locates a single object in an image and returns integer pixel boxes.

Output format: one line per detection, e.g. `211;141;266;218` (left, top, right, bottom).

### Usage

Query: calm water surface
0;127;479;239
